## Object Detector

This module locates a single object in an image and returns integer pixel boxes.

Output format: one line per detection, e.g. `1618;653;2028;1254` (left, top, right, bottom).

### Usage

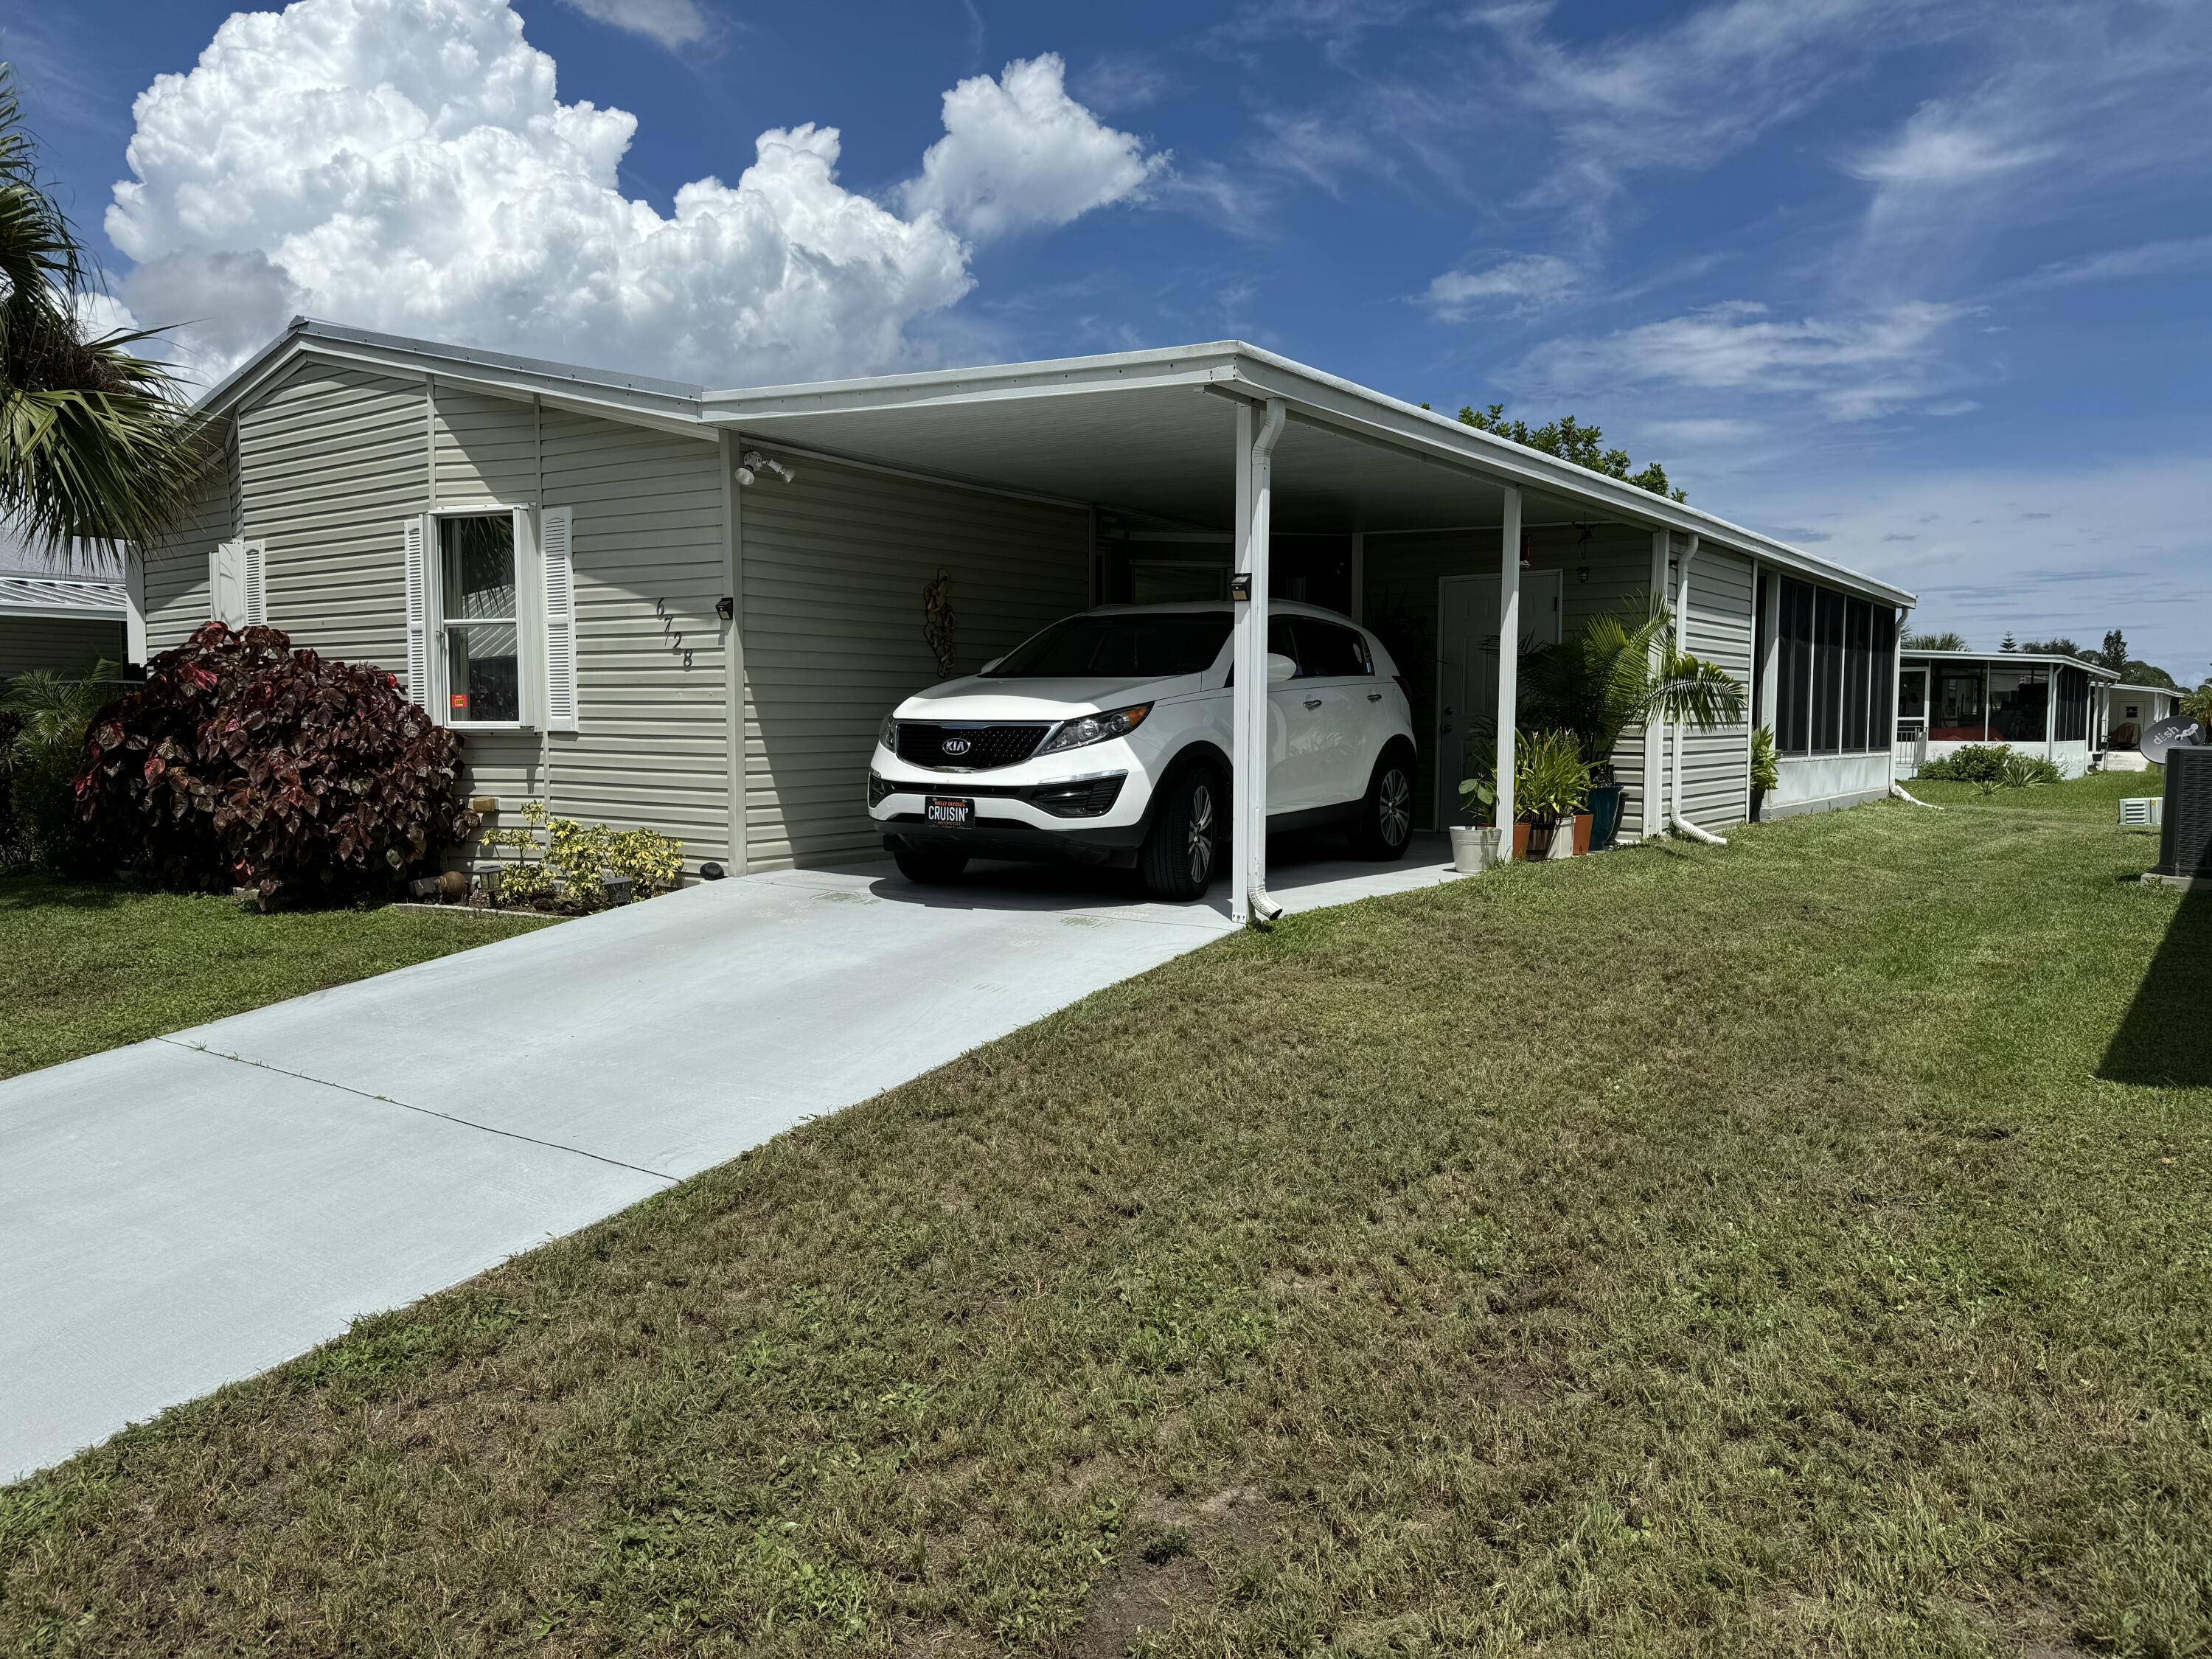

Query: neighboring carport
703;343;1916;924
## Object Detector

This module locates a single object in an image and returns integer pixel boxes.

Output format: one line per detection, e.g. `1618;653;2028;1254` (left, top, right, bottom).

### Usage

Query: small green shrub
479;801;684;910
1917;744;2065;789
1750;725;1780;794
1;669;115;874
1917;743;2015;784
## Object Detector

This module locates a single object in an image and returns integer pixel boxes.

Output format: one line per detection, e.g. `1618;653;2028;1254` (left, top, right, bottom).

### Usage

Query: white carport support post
1495;486;1522;857
1230;397;1289;927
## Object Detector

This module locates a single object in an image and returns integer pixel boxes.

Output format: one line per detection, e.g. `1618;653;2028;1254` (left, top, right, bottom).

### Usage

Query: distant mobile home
139;319;1919;898
1895;650;2119;780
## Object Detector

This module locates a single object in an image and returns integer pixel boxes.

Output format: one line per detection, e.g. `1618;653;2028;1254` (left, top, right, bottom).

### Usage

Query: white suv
868;601;1419;900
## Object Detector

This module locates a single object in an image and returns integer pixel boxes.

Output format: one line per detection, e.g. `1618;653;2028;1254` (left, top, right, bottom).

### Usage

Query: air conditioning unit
2151;747;2212;880
2119;796;2163;827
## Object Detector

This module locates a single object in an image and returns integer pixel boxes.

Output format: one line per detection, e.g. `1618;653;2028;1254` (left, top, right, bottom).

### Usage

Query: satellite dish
2142;714;2208;765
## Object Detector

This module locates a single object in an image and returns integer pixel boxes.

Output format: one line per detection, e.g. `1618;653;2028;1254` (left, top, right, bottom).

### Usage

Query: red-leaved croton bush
77;622;479;902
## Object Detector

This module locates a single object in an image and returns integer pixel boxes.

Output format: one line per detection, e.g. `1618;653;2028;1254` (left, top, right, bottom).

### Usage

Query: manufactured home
1894;650;2119;780
141;319;1918;919
2104;682;2180;771
0;573;131;682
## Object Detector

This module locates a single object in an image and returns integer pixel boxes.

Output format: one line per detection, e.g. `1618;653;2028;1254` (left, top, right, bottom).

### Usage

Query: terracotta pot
1571;812;1593;855
1512;821;1532;860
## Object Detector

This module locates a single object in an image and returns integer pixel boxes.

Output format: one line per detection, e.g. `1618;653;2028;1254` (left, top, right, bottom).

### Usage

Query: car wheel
1349;749;1415;861
890;838;969;884
1138;764;1224;900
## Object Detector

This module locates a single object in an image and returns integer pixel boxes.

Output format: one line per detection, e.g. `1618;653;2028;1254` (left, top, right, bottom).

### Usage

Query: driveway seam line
153;1037;681;1184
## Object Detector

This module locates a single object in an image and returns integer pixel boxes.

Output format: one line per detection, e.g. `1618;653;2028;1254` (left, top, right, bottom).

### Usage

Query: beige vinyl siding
0;617;126;679
1673;543;1754;827
740;453;1090;870
237;360;427;672
142;431;237;651
1362;522;1652;833
540;408;731;866
434;384;538;505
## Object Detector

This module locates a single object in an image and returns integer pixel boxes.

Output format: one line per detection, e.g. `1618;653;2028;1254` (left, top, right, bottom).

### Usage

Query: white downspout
1231;397;1288;926
1496;485;1522;857
1668;535;1728;845
122;542;147;669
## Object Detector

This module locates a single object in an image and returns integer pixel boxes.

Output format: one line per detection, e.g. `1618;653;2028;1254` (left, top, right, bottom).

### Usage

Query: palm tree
1903;629;1967;651
0;64;205;554
1525;599;1746;773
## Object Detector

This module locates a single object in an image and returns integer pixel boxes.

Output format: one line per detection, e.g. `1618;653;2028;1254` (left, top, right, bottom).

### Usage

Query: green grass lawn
4;777;2207;1657
0;875;552;1080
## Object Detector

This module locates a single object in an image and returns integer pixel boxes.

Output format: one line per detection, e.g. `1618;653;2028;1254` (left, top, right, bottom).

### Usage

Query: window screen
1989;669;2047;742
1843;599;1871;752
2054;665;2090;742
1778;578;1814;755
1871;608;1896;740
1813;588;1844;753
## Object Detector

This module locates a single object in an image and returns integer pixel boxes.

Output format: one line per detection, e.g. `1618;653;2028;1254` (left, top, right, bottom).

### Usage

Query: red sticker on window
449;692;470;716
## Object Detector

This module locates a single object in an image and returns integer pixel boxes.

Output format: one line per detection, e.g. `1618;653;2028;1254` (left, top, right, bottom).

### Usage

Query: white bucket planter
1448;824;1501;874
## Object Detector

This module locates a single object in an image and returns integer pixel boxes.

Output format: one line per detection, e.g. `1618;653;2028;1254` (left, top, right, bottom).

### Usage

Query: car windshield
984;612;1233;678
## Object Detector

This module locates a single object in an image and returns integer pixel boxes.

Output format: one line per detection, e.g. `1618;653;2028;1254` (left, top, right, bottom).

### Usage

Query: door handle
1304;698;1324;710
1441;723;1453;734
1367;692;1383;702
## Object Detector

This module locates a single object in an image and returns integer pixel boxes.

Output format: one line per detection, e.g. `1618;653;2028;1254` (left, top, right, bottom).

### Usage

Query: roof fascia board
702;348;1244;422
1221;352;1916;608
199;327;712;440
0;603;125;621
1906;650;2121;678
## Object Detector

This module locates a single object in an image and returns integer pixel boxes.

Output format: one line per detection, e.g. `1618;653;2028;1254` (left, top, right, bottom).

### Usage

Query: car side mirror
978;657;1002;675
1266;652;1298;684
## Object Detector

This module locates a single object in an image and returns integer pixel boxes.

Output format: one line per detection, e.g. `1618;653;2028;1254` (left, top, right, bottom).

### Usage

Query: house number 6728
653;598;695;670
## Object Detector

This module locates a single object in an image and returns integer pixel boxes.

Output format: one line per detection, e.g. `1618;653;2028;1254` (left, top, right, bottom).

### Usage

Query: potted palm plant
1524;600;1746;849
1514;728;1591;860
1750;726;1779;822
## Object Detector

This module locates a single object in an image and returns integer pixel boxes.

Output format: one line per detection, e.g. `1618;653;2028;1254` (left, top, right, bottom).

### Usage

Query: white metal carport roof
700;341;1915;608
0;573;129;623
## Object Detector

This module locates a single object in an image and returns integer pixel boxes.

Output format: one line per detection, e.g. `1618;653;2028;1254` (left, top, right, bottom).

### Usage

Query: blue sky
7;0;2208;679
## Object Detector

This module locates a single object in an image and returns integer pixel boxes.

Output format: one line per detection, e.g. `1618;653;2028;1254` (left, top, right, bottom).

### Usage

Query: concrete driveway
1;839;1461;1482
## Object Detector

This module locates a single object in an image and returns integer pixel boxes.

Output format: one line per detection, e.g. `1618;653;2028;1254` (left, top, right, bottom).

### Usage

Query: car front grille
895;722;1051;770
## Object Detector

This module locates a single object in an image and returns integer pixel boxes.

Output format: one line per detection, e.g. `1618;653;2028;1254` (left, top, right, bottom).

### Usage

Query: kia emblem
942;736;972;757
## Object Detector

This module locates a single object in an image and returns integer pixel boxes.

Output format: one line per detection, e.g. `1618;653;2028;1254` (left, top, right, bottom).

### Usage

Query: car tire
889;838;969;884
1138;763;1225;900
1349;747;1416;861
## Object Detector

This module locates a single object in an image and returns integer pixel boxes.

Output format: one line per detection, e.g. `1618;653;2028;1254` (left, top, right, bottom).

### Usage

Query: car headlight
1037;703;1151;755
878;714;900;752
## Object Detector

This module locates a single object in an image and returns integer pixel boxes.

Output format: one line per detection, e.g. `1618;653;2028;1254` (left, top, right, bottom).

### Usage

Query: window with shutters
439;514;521;724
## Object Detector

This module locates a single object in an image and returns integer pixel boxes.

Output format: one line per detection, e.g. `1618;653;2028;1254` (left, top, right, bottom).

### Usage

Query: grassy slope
0;875;550;1079
3;777;2206;1658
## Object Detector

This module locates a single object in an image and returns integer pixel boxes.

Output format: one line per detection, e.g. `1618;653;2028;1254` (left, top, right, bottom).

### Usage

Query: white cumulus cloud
1513;299;1966;420
900;53;1166;243
1423;254;1579;319
556;0;712;49
106;1;1154;388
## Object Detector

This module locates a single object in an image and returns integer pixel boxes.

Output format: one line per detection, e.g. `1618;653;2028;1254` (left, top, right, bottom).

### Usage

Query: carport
704;343;1912;924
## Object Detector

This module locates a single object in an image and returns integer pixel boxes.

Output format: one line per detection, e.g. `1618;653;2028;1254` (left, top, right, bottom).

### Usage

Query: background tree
1903;629;1967;650
1;64;204;552
2098;630;2130;674
2000;632;2018;653
2018;637;2084;658
1450;403;1687;501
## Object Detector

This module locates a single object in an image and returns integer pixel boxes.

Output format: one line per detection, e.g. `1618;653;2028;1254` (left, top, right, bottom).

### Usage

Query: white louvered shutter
540;507;578;733
243;540;268;625
403;516;431;711
210;538;246;625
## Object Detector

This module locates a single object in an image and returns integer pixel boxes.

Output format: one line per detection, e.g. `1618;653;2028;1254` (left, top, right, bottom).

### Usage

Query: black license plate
925;796;974;827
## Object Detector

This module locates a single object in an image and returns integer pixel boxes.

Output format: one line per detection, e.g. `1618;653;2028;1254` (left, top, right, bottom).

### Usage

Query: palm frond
0;63;209;550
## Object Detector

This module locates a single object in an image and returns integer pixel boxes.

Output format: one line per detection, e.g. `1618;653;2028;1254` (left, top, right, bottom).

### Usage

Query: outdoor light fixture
1576;566;1590;584
736;449;796;487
